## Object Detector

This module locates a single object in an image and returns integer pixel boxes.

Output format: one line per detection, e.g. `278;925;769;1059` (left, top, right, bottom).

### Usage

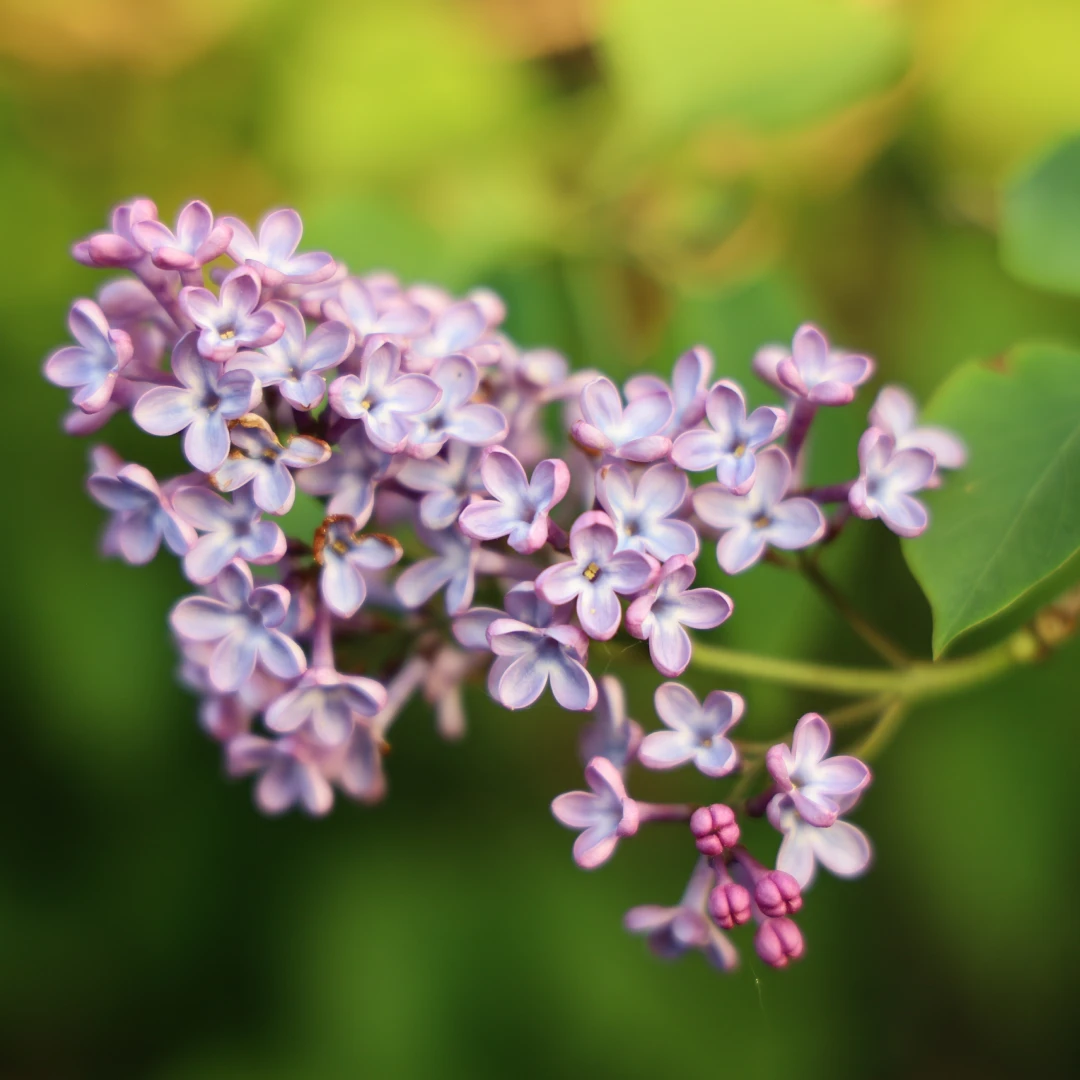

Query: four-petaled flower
638;681;742;777
458;447;570;554
551;756;640;869
849;428;936;537
869;385;967;483
767;793;873;889
406;300;489;369
486;617;596;711
44;299;133;413
693;448;825;574
314;516;403;618
535;510;656;640
329;341;442;453
211;414;330;514
625;345;713;435
226;732;335;816
405;354;508;457
180;267;285;362
397;442;482;531
594;462;699;561
170;560;306;692
765;713;871;828
625;555;733;677
571;376;673;461
671;380;787;493
395;525;478;615
133;332;261;472
323;276;431;340
753;324;874;405
132;199;232;271
296;423;394;527
220;208;336;287
265;666;387;746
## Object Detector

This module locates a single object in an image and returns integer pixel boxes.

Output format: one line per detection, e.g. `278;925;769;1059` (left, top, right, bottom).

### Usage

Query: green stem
851;699;909;761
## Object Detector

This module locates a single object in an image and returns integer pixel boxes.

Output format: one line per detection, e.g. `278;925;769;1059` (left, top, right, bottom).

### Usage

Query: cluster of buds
45;198;965;972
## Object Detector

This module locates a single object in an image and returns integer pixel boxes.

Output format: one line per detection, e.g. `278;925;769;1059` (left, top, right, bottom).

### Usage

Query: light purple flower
132;332;261;472
266;666;387;747
405;354;508;457
693;447;825;574
329;341;441;453
624;859;739;970
486;618;596;711
453;581;568;653
625;556;733;677
132;199;232;271
869;385;967;481
314;516;403;618
226;732;335;816
765;713;871;828
173;485;286;583
180;268;285;362
671;380;787;493
458;447;570;554
333;721;388;805
87;461;196;564
296;423;394;527
767;793;873;889
571;376;673;461
534;511;656;640
551;756;640;869
227;302;354;410
849;428;935;538
72;198;160;269
170;560;306;692
211;414;330;514
638;681;742;777
395;526;478;615
753;324;873;406
579;675;643;771
221;208;336;287
44;299;133;413
323;276;430;339
397;442;483;530
406;300;489;368
594;462;698;561
624;346;713;434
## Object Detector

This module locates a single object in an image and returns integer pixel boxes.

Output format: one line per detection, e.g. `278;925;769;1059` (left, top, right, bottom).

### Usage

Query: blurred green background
2;0;1079;1076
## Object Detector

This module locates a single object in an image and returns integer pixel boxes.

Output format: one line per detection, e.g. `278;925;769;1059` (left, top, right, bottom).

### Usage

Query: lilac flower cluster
46;198;966;973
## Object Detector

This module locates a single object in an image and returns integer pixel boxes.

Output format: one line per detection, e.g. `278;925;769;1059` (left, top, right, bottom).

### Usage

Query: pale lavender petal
495;653;549;709
766;499;826;550
638;729;695;769
170;597;236;641
547;654;597;711
132;386;196;436
716;526;766;574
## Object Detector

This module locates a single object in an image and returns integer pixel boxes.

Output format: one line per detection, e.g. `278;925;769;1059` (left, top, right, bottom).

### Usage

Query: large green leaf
903;343;1080;655
1001;133;1080;295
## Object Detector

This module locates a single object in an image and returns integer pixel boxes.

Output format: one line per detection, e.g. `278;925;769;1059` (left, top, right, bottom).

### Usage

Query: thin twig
850;699;909;761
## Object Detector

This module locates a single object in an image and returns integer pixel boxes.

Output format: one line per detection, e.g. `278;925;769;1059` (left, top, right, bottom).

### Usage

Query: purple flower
625;556;733;677
486;618;596;711
458;447;570;554
227;302;354;411
767;794;873;889
671;380;787;493
765;713;871;827
397;442;483;530
323;275;431;339
753;324;874;405
180;268;285;362
405;354;508;457
406;300;489;369
594;462;698;561
132;199;232;271
869;385;967;481
624;346;713;435
551;756;640;869
333;721;388;805
296;423;394;527
579;675;643;771
173;485;286;583
625;860;739;970
453;581;569;653
638;681;742;777
849;428;936;537
211;415;330;514
693;448;825;574
226;732;335;816
314;516;403;618
170;561;306;692
265;666;387;747
87;460;196;564
44;299;133;413
534;511;656;640
329;341;442;453
571;376;673;462
72;198;160;269
132;332;261;473
220;208;336;287
395;526;478;615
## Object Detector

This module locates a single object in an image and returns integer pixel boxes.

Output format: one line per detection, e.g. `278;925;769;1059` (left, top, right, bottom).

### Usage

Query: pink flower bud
755;917;805;968
754;870;803;918
689;803;741;856
708;880;752;929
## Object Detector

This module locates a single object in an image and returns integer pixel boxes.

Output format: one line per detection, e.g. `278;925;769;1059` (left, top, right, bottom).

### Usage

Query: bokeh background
2;1;1079;1076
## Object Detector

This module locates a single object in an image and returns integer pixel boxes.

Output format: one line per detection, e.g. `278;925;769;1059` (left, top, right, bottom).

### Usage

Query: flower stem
636;802;694;824
850;699;908;761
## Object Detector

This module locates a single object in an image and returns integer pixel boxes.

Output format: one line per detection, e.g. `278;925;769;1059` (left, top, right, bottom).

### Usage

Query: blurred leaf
904;343;1080;655
1001;132;1080;295
602;0;908;139
277;490;326;544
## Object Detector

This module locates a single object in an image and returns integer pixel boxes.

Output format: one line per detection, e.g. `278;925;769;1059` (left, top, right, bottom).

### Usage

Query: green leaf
1002;133;1080;295
903;343;1080;655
